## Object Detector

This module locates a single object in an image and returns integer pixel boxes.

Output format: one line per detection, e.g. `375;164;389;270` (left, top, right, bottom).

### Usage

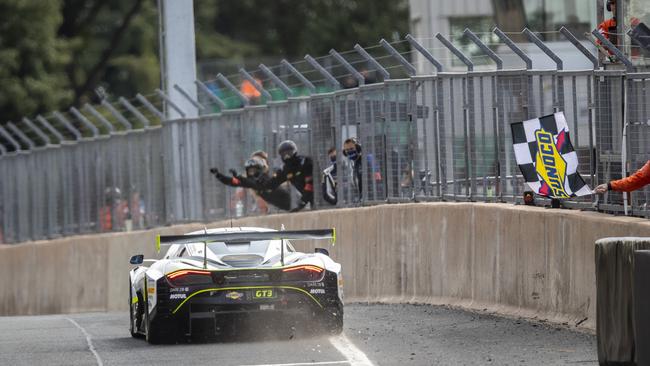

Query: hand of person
209;168;219;175
229;169;239;177
290;200;308;212
374;172;382;181
594;183;609;194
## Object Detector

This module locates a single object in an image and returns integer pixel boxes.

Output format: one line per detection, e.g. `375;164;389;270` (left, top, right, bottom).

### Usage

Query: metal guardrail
0;27;649;244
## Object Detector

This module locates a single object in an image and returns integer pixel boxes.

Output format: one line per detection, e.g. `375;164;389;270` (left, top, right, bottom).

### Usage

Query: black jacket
266;155;314;207
214;171;292;211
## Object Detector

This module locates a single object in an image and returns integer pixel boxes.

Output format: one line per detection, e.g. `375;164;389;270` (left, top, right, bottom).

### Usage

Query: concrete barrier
3;203;650;331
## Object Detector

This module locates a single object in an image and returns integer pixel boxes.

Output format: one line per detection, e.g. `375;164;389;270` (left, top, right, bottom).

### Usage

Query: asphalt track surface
0;303;597;366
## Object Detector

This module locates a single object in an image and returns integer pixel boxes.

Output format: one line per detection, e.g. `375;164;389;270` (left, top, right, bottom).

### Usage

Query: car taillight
282;265;324;281
166;270;213;286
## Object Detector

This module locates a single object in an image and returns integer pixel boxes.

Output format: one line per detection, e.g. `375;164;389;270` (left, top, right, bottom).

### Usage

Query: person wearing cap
211;155;292;212
264;140;314;212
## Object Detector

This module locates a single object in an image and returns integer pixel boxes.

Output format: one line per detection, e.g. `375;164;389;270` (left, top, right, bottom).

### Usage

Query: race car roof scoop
220;254;264;268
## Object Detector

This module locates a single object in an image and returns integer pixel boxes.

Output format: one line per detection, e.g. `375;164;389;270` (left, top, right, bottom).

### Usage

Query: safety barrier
4;203;650;331
1;28;650;243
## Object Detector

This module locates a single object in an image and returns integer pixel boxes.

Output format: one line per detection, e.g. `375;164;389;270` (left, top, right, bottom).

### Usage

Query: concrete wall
4;203;650;330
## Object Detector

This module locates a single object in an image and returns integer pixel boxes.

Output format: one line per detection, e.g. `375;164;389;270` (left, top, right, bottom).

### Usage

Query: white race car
128;227;343;343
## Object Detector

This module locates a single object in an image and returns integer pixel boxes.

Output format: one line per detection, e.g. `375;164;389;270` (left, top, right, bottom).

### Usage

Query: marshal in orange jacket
609;161;650;192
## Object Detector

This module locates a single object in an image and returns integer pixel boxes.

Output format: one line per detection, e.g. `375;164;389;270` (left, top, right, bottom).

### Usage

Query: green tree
59;0;159;104
0;0;410;126
0;0;71;123
198;0;409;59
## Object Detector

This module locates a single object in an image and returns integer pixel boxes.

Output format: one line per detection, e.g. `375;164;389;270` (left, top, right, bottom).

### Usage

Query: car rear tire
129;285;140;338
144;294;175;344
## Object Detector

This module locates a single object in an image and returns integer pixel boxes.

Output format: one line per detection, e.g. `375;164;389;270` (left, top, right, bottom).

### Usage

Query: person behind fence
98;187;129;232
342;137;382;200
210;155;292;212
261;140;314;212
322;147;338;205
595;160;650;194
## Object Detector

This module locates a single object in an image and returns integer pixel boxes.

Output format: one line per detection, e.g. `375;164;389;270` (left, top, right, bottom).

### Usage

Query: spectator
240;76;263;105
98;187;129;232
261;140;314;212
595;161;650;193
343;137;382;200
211;156;292;212
128;189;146;230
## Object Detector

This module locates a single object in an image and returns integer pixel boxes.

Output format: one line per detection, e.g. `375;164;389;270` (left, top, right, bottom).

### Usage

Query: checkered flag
511;112;591;198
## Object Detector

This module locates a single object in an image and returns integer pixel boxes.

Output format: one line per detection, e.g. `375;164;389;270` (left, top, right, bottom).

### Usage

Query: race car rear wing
156;228;336;268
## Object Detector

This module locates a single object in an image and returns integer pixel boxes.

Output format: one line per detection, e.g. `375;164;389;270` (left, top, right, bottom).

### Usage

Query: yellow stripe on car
171;286;323;314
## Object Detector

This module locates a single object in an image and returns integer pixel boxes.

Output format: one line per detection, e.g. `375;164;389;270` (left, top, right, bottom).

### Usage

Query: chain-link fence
2;28;650;244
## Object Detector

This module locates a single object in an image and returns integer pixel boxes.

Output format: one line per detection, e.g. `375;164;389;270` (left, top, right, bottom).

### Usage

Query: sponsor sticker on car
225;291;244;300
253;289;276;299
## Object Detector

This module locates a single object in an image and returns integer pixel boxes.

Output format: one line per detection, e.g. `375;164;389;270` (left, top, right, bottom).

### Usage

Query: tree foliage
0;0;409;124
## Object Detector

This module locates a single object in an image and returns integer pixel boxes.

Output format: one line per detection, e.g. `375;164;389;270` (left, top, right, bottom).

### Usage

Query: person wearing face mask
210;155;292;211
263;140;314;212
342;137;382;200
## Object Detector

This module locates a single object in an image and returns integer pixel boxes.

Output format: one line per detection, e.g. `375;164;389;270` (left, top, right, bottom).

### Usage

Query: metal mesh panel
383;81;412;201
308;95;336;209
595;71;626;212
471;74;499;201
1;56;647;243
333;90;361;206
496;71;527;202
625;74;650;216
411;77;440;200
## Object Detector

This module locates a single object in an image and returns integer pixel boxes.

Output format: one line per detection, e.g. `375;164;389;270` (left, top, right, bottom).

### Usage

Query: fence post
436;33;474;71
523;28;563;70
330;49;365;86
260;64;294;97
463;29;503;69
239;68;272;100
560;27;599;69
83;104;115;133
173;84;206;112
493;28;532;69
195;80;227;110
6;122;35;150
22;117;52;145
101;100;133;130
70;107;99;138
591;29;634;71
36;115;65;143
379;39;416;76
53;111;82;140
354;44;390;80
155;88;187;118
136;94;165;120
0;125;24;151
405;34;443;72
217;73;250;107
120;95;153;128
305;55;341;89
281;59;316;93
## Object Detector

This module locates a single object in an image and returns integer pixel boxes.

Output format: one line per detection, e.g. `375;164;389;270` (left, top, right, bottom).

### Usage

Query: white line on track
329;333;375;366
65;317;103;366
239;361;349;366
